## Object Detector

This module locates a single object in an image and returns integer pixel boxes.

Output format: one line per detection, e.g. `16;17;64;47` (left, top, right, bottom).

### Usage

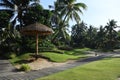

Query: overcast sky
40;0;120;28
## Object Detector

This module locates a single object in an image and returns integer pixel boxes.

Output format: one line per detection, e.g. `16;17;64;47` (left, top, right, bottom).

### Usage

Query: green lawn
10;53;32;65
64;48;91;55
40;52;84;62
10;50;86;65
37;57;120;80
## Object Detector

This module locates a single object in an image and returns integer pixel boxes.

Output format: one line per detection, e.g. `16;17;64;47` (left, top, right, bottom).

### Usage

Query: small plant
4;52;16;59
20;64;31;72
9;53;16;59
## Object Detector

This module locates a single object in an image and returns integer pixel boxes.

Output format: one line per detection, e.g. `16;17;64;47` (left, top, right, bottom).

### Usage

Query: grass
64;48;91;55
40;52;84;62
9;51;86;65
10;48;90;65
9;53;32;65
37;57;120;80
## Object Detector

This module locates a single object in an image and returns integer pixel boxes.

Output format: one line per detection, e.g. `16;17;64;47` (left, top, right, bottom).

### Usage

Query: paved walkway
0;59;18;77
0;54;115;80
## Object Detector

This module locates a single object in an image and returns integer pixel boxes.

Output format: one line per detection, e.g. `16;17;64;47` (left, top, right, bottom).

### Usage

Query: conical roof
21;22;54;35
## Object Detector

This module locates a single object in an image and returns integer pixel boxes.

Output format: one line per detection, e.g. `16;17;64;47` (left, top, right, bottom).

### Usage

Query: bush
20;64;31;72
58;45;73;50
9;53;16;59
3;52;16;59
39;40;55;52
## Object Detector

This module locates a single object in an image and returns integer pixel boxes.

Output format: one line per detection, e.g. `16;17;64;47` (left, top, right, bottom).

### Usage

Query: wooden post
36;33;38;59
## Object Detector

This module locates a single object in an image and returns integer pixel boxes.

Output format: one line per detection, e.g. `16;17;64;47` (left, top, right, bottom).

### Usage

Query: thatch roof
21;22;54;35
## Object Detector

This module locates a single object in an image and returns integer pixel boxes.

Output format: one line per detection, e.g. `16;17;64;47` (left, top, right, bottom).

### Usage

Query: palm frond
0;0;14;8
75;3;87;10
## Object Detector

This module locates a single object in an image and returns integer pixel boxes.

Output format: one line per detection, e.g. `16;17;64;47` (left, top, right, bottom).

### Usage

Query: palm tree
96;26;106;49
0;0;37;29
0;11;11;44
51;20;70;45
50;0;87;45
71;21;87;47
105;19;118;50
58;0;87;23
0;22;18;54
50;1;70;45
86;25;97;48
49;1;62;28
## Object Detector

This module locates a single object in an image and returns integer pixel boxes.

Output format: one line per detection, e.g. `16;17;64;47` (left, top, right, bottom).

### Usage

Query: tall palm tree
105;20;117;39
0;11;11;44
0;0;37;29
86;25;97;48
58;0;87;23
50;1;70;45
50;0;87;45
51;20;70;45
49;1;62;28
71;21;87;47
105;19;118;50
96;26;106;49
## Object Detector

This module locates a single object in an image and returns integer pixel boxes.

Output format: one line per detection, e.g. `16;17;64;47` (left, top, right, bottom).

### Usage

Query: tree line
71;21;120;50
0;0;120;57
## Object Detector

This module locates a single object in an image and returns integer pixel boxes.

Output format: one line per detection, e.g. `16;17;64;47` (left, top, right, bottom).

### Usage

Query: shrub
58;45;73;50
9;53;16;59
39;40;55;52
3;52;16;59
20;64;31;72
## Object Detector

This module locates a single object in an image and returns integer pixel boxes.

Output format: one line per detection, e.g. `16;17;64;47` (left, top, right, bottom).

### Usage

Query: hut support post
36;33;38;59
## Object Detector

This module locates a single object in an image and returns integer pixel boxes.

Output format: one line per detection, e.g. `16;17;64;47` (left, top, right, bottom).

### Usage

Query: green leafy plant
39;40;55;52
20;64;31;72
3;52;16;59
9;53;16;59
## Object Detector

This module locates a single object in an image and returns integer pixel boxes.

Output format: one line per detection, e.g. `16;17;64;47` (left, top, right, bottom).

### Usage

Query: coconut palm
105;20;117;39
51;20;70;45
71;21;87;47
86;25;97;48
49;1;70;45
105;19;118;50
0;0;38;29
50;0;87;45
96;26;106;49
58;0;87;23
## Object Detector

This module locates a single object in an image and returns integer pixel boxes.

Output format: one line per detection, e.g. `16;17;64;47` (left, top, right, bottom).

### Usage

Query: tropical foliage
0;0;120;58
71;19;120;50
50;0;87;45
71;21;87;47
0;0;53;57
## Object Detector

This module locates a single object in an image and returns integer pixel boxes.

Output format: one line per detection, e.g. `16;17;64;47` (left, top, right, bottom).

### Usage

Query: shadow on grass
30;54;51;60
14;59;34;64
99;56;120;61
117;75;120;80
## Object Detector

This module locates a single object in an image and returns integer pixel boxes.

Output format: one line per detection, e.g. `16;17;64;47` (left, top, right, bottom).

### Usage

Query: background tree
0;11;11;45
21;4;53;53
85;25;97;48
104;19;119;50
95;26;106;49
0;11;20;57
71;21;87;47
0;0;38;29
0;11;10;29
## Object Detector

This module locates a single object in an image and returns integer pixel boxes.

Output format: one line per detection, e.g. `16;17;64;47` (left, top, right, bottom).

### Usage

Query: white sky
40;0;120;28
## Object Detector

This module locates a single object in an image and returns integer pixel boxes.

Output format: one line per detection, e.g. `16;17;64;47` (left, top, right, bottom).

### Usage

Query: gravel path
0;54;114;80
